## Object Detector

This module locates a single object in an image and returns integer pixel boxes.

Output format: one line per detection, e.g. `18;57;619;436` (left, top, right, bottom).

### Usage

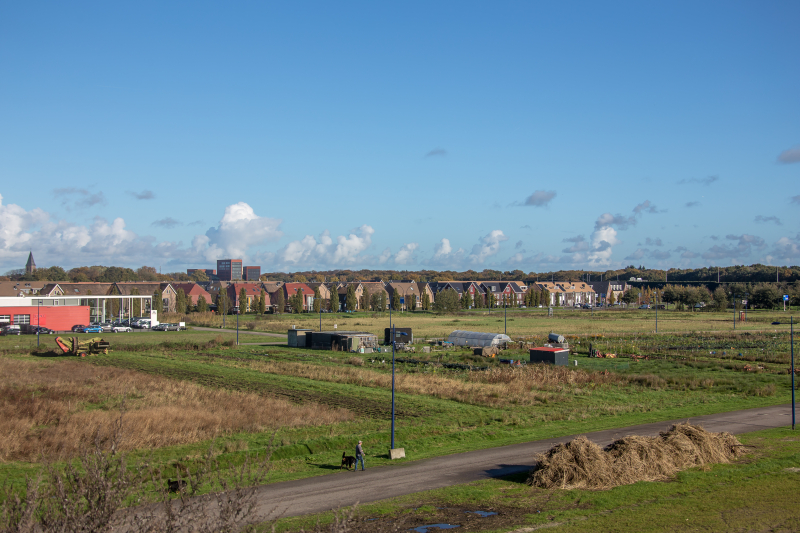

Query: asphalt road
253;404;793;519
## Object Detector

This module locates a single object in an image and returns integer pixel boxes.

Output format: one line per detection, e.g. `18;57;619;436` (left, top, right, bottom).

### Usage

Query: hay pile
527;423;744;490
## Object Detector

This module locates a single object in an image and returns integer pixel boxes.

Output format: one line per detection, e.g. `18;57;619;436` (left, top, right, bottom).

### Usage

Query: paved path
253;404;793;518
190;326;287;338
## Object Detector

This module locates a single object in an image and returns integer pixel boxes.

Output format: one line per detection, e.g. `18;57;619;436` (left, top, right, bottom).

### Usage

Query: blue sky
1;1;798;274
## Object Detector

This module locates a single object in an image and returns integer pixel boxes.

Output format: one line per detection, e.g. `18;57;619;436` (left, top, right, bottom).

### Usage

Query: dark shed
530;347;569;366
384;327;413;345
287;328;314;348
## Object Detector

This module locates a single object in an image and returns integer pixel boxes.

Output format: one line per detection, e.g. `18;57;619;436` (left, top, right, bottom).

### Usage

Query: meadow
0;307;796;530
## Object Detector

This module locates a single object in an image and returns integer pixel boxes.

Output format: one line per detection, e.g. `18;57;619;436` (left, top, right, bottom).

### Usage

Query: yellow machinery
55;336;111;357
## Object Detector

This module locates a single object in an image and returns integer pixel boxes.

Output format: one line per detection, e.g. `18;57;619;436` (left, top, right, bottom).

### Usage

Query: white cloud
468;230;508;264
702;234;766;260
201;202;283;261
429;238;465;267
279;225;374;266
771;234;800;260
394;243;419;265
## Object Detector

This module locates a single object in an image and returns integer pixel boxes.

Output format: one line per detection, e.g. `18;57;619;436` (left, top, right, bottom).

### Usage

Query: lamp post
236;305;239;346
37;299;41;347
504;292;507;335
732;292;737;331
391;326;408;451
772;318;795;430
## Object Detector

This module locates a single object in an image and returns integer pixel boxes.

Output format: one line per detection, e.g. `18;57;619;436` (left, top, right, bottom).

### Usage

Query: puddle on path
466;511;497;517
408;525;460;533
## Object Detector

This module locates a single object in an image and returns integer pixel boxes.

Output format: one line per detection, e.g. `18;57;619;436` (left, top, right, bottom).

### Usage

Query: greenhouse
447;330;512;348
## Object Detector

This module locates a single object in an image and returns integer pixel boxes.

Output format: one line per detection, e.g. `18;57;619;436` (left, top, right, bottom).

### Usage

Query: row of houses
0;278;631;316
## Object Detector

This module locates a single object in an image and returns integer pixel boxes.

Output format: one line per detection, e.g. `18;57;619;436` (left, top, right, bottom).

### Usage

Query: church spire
25;252;36;274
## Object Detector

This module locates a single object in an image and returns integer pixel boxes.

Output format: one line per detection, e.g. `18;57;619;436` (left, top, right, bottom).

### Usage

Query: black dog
167;479;187;493
341;451;356;470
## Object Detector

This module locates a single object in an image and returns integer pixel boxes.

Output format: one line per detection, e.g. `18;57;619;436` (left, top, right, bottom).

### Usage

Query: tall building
25;252;36;275
244;266;261;281
216;259;243;281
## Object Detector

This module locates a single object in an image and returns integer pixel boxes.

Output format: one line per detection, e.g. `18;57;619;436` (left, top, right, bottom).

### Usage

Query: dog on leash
341;451;356;470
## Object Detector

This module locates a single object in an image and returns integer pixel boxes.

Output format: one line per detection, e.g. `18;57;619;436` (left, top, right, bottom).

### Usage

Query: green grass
267;426;800;532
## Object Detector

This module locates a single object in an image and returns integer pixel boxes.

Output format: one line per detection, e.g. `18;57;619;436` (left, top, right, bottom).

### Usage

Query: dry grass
527;423;745;490
0;357;353;462
217;358;627;408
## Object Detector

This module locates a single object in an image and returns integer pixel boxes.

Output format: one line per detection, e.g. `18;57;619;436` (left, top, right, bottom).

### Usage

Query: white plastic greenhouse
447;330;512;348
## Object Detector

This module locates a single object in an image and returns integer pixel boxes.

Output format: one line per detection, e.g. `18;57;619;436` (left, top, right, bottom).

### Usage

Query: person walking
355;440;365;471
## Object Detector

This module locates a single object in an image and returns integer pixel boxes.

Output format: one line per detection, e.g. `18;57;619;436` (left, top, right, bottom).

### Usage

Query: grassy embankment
0;308;795;502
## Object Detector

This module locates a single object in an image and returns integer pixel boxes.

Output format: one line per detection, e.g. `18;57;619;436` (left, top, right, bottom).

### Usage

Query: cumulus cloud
394;242;419;265
651;250;671;260
754;215;782;226
625;248;647;260
702;234;766;260
778;146;800;164
152;217;181;229
127;190;155;200
279;225;374;266
515;240;524;249
0;194;180;268
53;188;106;209
201;202;283;261
430;238;464;266
678;176;719;185
645;237;663;246
424;148;447;157
468;230;508;264
523;190;557;207
771;234;800;260
562;235;589;254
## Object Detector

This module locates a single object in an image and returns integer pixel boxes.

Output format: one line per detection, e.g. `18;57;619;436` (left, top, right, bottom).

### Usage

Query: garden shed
447;330;512;348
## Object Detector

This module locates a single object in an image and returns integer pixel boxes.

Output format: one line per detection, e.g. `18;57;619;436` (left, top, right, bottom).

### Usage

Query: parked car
112;326;133;333
71;324;87;332
639;304;650;309
81;325;103;333
1;325;21;336
23;326;54;335
582;304;592;309
151;323;169;331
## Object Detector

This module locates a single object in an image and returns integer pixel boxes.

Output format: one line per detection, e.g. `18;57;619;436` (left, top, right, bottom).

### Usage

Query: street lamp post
391;325;408;451
772;317;795;430
236;306;239;346
732;292;737;331
504;292;508;335
37;299;41;347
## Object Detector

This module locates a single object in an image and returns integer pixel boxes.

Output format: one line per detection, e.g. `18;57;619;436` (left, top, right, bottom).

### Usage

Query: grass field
0;308;796;529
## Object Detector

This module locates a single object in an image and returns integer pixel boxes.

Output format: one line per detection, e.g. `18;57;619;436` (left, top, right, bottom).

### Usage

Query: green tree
712;286;729;311
608;291;616;306
313;286;321;313
620;288;639;306
361;285;371;311
153;289;163;315
239;287;248;313
433;288;460;314
472;291;481;309
292;288;304;313
541;288;550;307
392;289;401;311
259;289;266;315
752;283;780;309
175;288;186;316
488;290;496;308
370;292;381;311
329;284;338;312
410;293;417;311
460;290;471;309
422;292;430;311
379;290;387;312
217;291;229;315
131;288;141;317
346;285;357;311
191;269;209;282
197;295;208;313
275;289;285;314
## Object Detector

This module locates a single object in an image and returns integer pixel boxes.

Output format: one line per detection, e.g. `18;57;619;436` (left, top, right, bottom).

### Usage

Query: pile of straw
527;423;745;490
